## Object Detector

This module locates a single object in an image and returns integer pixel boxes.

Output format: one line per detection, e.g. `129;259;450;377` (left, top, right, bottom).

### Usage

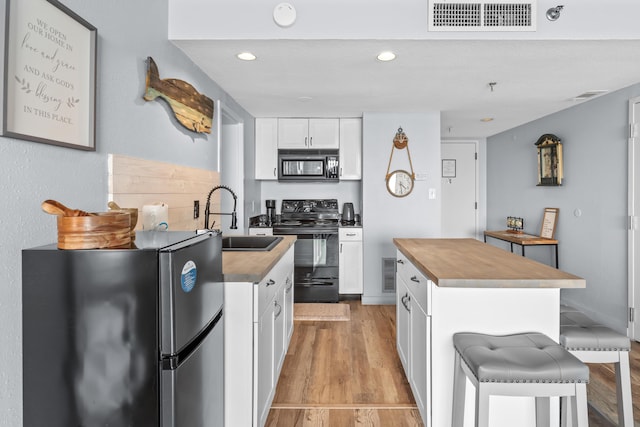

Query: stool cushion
453;332;589;384
560;307;630;351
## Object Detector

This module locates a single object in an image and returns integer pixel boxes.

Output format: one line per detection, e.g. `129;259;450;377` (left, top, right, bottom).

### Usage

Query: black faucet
204;185;238;230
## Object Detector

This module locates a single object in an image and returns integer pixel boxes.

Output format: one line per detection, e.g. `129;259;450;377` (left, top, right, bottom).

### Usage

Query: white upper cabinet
255;118;278;180
256;117;361;181
278;118;339;149
339;118;362;180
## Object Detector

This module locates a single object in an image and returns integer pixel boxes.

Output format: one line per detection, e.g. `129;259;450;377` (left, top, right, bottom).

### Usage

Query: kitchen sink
221;235;283;251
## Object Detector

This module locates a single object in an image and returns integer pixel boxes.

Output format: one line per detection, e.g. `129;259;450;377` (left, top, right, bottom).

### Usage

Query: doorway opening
219;102;245;234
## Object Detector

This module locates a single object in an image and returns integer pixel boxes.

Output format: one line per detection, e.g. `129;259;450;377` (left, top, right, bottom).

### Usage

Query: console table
484;230;559;268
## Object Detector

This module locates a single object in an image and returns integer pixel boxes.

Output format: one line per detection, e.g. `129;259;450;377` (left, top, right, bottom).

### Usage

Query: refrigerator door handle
162;308;223;371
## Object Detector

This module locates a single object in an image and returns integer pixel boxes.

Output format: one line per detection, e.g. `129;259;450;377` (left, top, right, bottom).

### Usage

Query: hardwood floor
266;301;640;426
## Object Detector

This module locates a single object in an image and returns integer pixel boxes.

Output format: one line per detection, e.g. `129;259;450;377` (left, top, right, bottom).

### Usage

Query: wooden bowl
57;211;131;249
108;208;138;238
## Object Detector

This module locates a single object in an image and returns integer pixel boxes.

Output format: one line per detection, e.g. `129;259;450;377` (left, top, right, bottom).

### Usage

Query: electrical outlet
193;200;200;219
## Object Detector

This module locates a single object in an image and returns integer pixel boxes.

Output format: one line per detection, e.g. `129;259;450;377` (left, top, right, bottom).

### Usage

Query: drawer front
249;228;273;236
395;251;414;285
339;228;362;241
396;250;430;315
256;247;294;317
257;274;279;318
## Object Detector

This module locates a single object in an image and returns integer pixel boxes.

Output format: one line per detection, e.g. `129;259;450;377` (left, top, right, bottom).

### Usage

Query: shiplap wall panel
108;154;219;231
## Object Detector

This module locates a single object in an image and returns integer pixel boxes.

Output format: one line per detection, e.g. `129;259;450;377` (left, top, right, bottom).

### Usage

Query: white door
441;142;478;238
629;97;640;340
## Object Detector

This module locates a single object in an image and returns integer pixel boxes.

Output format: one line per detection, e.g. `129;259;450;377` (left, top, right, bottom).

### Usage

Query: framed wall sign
2;0;97;150
540;207;559;239
442;159;456;178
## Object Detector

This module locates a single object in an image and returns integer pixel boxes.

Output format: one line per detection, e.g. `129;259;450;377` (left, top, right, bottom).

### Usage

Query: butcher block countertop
393;238;585;289
222;235;296;283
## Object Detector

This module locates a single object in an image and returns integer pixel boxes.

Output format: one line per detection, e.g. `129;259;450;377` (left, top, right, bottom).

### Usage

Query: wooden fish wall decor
143;57;214;134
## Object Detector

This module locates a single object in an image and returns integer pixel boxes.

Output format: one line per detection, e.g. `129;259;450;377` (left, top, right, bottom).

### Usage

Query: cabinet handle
397;259;405;264
305;136;308;147
309;136;313;147
410;276;420;283
266;279;276;287
340;167;343;177
273;167;277;177
346;233;356;237
255;233;267;236
340;243;343;253
402;293;411;312
286;277;293;293
274;300;283;318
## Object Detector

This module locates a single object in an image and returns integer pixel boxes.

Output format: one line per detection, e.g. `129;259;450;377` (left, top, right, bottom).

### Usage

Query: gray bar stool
452;332;590;427
560;305;634;426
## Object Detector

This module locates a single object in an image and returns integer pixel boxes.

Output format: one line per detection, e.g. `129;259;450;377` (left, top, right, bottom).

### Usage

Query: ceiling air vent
428;0;537;31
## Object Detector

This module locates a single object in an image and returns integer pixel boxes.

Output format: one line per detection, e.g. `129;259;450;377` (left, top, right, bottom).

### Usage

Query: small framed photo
442;159;456;178
2;0;97;150
540;207;559;239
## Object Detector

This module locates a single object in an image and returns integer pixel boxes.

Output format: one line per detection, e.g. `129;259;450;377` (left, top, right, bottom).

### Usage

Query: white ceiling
174;38;640;138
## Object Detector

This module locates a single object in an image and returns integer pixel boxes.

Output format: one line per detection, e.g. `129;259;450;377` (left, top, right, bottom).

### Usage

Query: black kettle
342;203;355;224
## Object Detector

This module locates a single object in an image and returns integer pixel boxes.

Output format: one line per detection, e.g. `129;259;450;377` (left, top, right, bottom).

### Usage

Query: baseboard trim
361;295;396;305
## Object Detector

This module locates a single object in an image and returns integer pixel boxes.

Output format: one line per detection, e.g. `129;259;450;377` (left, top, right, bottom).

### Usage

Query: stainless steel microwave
278;149;339;182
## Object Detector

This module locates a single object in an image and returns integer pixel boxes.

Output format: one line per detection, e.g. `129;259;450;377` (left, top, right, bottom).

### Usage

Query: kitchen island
222;235;296;427
393;238;585;427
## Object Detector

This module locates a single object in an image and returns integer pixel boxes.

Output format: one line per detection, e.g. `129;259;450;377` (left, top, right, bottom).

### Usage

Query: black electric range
273;199;340;303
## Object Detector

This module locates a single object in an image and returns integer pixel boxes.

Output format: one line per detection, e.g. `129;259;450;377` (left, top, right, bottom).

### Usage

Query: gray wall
0;0;252;424
487;83;640;333
362;112;442;304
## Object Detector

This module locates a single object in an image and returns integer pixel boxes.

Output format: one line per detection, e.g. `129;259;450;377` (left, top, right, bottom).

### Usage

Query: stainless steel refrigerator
22;230;224;427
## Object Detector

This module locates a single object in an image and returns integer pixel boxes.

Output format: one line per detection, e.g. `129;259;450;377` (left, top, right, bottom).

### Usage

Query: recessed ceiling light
377;51;396;62
297;96;313;102
237;52;256;61
480;117;494;122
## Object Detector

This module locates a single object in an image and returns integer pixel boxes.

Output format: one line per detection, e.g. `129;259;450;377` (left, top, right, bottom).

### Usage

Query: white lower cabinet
395;251;431;425
256;302;274;427
224;246;294;427
339;228;363;294
283;274;294;347
273;289;286;372
396;277;410;374
409;299;429;418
